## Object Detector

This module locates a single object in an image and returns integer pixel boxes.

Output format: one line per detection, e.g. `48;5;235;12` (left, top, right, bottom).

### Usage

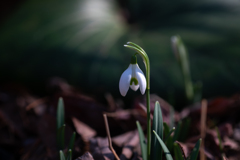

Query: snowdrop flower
119;55;146;96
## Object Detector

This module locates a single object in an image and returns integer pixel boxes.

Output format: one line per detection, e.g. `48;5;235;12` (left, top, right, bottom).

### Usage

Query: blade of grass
167;120;181;150
66;149;72;160
68;132;76;151
57;97;65;129
151;101;163;160
170;107;175;129
187;139;202;160
171;35;194;102
164;123;174;149
173;143;184;160
59;150;66;160
57;124;66;150
136;121;147;160
153;130;173;160
165;127;175;143
66;132;75;159
179;118;191;142
173;121;182;142
164;122;170;138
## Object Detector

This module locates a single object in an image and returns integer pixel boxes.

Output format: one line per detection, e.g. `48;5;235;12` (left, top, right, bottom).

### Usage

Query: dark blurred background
1;0;240;108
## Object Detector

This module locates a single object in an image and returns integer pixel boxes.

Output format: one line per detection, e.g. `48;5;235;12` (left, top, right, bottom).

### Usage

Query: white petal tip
120;90;127;97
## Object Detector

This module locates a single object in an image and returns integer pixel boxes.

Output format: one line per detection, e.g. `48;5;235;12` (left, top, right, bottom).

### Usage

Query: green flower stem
146;88;151;160
124;42;151;160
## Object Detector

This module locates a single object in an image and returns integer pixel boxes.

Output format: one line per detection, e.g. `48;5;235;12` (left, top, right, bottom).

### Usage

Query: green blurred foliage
0;0;240;106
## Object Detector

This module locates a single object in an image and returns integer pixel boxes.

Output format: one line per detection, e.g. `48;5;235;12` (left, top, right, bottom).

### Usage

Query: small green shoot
165;127;175;143
186;139;201;160
57;124;66;150
57;97;65;150
57;97;65;129
56;97;75;160
171;35;194;103
173;121;182;142
59;150;66;160
173;142;185;160
66;149;72;160
170;107;175;129
179;118;191;142
68;132;76;151
66;132;76;159
164;122;170;137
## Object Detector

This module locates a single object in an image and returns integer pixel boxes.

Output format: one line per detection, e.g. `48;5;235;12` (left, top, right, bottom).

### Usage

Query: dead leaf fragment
72;117;96;141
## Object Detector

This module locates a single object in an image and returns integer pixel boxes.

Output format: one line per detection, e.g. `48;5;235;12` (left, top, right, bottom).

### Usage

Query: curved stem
124;44;150;89
124;42;151;160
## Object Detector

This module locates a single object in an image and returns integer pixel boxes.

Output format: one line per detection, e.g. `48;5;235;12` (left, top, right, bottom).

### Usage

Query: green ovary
130;78;138;85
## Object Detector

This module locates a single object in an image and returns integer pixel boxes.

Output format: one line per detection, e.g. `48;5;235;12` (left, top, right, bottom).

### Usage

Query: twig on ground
26;97;47;111
103;114;120;160
200;99;207;160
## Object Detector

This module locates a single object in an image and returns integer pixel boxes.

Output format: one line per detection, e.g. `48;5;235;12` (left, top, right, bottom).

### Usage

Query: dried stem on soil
200;99;207;160
103;114;120;160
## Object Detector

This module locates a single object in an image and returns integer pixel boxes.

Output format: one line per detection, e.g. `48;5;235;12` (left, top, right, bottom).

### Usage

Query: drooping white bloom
119;63;146;96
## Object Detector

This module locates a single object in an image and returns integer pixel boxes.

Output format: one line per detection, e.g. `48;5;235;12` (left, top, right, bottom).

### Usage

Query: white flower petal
119;65;132;96
135;65;146;95
130;84;139;91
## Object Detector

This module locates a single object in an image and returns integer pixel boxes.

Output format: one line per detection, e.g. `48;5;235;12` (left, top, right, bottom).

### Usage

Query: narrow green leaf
164;122;173;149
68;132;76;151
136;121;147;160
165;127;175;143
179;118;191;142
171;35;194;102
66;149;72;160
163;122;170;139
57;124;66;150
153;130;173;160
173;121;182;142
187;139;201;160
173;143;184;160
66;132;76;158
170;107;175;129
215;127;223;152
59;150;66;160
193;81;202;103
57;97;65;129
151;101;163;160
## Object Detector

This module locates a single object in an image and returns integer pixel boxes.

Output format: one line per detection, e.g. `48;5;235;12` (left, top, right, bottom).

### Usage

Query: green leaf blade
173;143;184;160
66;132;76;158
136;121;147;160
59;150;66;160
57;97;65;129
187;139;201;160
173;121;182;142
66;149;72;160
68;132;76;151
57;124;66;150
165;127;175;143
153;130;173;160
150;101;163;160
